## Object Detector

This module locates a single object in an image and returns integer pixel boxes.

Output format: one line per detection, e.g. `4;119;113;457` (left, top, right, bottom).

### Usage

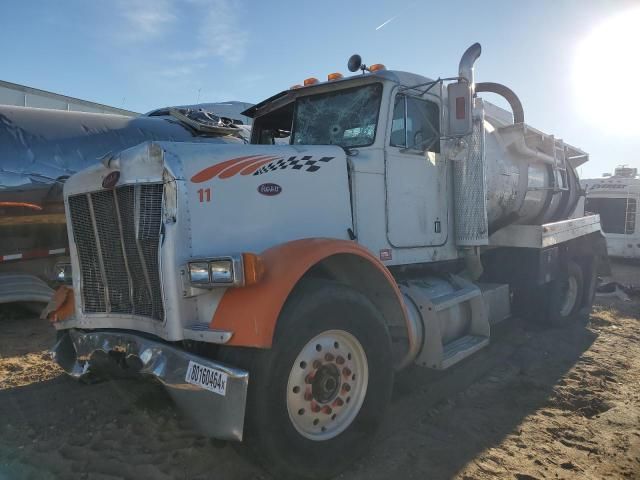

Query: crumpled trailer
0;105;246;307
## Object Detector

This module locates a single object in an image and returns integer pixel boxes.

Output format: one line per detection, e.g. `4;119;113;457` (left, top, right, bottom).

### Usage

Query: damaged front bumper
52;329;249;441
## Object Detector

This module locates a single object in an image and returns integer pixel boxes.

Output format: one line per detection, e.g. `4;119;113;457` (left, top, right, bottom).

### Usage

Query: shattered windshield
291;83;382;148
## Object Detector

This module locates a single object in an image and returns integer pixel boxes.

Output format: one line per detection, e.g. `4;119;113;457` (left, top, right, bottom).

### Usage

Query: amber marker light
242;253;265;285
369;64;386;72
303;77;319;86
327;72;343;81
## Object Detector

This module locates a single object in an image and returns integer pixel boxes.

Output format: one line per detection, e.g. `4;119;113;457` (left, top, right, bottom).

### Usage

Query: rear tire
219;280;393;479
546;260;584;326
513;259;585;327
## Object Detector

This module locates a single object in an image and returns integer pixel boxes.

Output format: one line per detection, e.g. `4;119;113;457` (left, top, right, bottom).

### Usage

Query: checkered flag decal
253;156;335;175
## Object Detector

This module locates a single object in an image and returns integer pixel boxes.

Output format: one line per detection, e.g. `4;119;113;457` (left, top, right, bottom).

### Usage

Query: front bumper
52;329;249;441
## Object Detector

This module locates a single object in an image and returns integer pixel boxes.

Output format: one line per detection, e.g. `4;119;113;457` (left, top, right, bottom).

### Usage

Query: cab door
385;93;448;247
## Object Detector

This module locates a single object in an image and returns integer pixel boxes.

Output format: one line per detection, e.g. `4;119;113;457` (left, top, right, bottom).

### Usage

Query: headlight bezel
187;255;244;288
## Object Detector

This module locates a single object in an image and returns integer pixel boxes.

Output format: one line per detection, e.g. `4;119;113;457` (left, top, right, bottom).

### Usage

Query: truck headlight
189;262;211;285
186;253;263;289
209;259;234;283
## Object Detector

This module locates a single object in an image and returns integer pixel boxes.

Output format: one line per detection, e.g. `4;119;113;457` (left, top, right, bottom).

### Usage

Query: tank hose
475;82;524;124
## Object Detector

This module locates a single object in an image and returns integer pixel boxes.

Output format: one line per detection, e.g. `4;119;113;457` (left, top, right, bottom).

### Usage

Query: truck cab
248;67;455;265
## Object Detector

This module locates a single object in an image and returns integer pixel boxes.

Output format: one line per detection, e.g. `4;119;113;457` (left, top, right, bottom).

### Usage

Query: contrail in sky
376;15;399;30
375;2;416;31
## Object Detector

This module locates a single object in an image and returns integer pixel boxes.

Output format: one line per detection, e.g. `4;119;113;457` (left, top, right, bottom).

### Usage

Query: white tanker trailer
49;44;608;479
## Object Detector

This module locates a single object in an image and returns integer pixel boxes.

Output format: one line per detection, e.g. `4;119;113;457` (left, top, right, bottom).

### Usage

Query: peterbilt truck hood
64;141;353;260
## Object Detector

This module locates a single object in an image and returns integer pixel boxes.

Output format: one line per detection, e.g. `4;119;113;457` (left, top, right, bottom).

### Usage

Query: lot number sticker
185;360;228;396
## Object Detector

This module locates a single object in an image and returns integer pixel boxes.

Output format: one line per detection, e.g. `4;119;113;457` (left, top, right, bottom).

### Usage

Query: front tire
221;280;393;479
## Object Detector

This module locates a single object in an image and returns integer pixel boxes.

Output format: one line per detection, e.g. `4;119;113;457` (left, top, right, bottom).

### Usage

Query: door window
390;95;440;153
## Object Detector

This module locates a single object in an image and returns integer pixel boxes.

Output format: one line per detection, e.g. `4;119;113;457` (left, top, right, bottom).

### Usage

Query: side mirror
447;81;473;137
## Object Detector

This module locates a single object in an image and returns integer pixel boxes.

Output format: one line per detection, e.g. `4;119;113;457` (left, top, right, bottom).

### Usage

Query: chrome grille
68;184;164;321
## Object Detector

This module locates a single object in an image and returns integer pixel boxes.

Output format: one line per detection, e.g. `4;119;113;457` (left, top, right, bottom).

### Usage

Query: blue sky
1;0;638;178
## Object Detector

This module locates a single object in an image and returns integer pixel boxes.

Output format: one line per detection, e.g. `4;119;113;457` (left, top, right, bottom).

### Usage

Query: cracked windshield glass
291;83;382;148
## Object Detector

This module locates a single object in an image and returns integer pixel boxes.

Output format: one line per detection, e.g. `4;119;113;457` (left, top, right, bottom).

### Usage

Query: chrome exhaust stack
458;42;482;85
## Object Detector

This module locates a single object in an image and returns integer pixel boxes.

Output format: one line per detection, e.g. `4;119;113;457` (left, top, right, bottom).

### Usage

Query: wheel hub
560;274;579;317
286;329;369;441
312;364;340;403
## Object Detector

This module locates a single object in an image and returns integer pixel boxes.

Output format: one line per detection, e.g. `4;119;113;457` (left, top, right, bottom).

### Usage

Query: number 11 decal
198;188;211;203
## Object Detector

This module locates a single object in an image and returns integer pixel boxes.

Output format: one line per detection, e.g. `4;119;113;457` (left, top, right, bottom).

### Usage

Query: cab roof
242;70;435;119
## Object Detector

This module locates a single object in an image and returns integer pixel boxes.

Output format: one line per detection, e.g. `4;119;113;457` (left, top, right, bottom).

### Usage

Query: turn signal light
242;253;265;286
369;63;386;72
327;72;343;81
303;77;319;86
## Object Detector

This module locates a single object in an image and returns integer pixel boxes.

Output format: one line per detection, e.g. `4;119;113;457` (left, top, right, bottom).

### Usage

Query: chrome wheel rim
560;275;579;317
286;329;369;441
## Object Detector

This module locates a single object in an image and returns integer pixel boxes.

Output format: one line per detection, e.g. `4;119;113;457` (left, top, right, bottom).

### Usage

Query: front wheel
221;280;393;479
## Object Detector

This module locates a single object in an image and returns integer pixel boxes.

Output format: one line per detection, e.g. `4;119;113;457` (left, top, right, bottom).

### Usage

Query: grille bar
68;184;164;321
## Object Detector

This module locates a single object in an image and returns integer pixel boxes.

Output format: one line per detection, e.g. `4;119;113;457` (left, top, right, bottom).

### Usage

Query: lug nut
305;373;315;384
313;360;322;369
321;406;332;415
311;401;321;413
342;367;351;377
304;389;313;401
342;383;351;393
324;353;334;362
333;397;344;407
336;356;345;365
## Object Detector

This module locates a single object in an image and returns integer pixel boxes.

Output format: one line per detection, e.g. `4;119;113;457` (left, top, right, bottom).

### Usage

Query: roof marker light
290;84;303;89
369;64;386;72
303;77;319;86
327;72;343;81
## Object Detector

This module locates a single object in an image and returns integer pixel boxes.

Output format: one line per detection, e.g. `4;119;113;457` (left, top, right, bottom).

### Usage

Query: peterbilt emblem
258;183;282;196
102;171;120;189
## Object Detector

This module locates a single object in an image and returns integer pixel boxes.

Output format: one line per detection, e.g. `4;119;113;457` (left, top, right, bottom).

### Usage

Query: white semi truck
49;44;607;479
582;166;639;259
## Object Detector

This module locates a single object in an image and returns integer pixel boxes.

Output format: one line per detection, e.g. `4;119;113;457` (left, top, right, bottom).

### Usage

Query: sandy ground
0;261;638;480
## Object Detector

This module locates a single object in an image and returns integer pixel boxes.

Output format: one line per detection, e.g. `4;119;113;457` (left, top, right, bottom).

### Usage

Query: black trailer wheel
219;280;393;479
544;260;585;327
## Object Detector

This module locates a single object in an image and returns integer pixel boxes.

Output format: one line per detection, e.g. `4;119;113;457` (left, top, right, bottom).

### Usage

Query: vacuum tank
481;103;587;231
453;45;589;246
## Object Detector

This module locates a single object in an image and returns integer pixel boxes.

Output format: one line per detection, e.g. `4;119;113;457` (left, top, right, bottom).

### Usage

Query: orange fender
41;286;75;323
210;238;405;348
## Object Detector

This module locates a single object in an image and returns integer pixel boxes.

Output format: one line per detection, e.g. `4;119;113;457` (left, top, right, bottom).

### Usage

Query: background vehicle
49;44;607;479
581;166;640;259
0;104;249;308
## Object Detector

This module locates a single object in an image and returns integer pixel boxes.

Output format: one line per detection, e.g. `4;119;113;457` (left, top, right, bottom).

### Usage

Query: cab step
183;323;233;344
441;334;489;369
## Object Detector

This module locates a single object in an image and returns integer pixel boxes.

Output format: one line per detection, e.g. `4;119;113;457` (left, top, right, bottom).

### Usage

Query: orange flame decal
191;155;268;183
